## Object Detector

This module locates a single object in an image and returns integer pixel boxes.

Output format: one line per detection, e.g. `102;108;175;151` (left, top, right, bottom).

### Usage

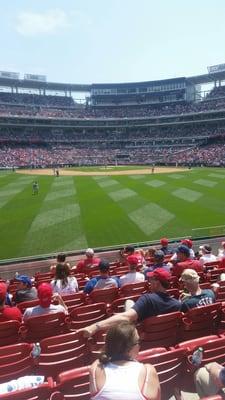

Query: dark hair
57;253;66;263
54;263;70;287
99;322;137;365
99;261;110;273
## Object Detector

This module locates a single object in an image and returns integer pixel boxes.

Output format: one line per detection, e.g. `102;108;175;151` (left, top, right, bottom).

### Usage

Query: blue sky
0;0;225;84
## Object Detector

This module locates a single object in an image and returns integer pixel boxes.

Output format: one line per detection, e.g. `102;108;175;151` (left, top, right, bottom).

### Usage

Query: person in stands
14;275;37;303
83;261;120;294
194;362;225;398
120;255;145;287
159;237;173;255
0;282;22;322
144;250;170;277
199;244;217;266
180;269;215;312
23;283;68;320
51;263;79;295
75;248;101;274
79;269;181;338
171;245;203;278
218;241;225;259
89;321;160;400
50;253;67;273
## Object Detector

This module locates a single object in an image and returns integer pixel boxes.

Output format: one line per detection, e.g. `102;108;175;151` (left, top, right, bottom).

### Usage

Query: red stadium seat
61;292;87;313
68;302;108;330
166;288;180;299
180;303;222;341
37;331;89;378
56;366;90;400
138;347;187;399
0;320;21;346
21;312;67;342
17;299;39;314
109;294;140;314
0;379;61;400
0;342;33;383
89;287;119;305
138;311;183;349
119;281;148;297
176;335;220;351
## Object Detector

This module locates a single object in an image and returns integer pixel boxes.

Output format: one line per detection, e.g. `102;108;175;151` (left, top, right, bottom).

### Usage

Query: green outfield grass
0;167;225;260
65;165;149;172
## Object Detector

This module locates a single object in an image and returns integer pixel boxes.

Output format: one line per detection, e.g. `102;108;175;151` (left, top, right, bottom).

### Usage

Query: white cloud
15;9;71;36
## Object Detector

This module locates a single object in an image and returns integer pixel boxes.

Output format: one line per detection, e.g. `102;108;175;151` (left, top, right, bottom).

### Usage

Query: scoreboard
0;71;19;79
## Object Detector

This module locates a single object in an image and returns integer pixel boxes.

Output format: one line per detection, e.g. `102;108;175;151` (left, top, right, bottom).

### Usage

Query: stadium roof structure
1;69;225;93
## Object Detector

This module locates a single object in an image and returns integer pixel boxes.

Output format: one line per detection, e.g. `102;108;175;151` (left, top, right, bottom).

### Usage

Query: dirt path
16;167;188;176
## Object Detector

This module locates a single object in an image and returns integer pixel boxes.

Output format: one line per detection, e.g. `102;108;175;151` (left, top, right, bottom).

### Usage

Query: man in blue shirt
180;269;215;312
79;268;181;337
83;261;120;294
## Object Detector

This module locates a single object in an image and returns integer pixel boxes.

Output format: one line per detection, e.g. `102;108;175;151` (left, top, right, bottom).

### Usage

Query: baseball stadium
1;64;225;398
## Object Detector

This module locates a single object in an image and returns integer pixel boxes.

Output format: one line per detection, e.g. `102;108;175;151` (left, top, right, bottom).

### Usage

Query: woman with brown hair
89;322;160;400
51;263;78;295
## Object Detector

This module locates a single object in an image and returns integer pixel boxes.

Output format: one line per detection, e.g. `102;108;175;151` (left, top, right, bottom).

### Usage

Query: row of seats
0;333;225;399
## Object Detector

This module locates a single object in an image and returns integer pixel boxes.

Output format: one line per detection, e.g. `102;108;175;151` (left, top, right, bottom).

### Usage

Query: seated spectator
120;255;145;287
14;275;37;303
171;245;203;278
50;253;67;273
144;246;157;259
144;250;170;277
0;283;22;322
180;269;215;312
83;261;120;294
51;263;78;295
159;237;173;255
199;244;217;266
218;241;225;259
123;245;145;266
23;283;68;320
194;362;225;398
89;322;160;400
181;239;195;259
79;269;181;338
75;248;101;274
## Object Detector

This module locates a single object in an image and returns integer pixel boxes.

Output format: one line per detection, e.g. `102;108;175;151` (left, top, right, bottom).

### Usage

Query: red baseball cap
0;282;7;301
38;283;52;308
127;255;139;265
181;239;193;248
147;268;171;284
160;237;168;246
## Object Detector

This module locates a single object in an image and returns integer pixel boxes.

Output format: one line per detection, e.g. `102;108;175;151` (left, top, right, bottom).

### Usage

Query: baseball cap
181;239;193;248
16;275;32;287
86;248;94;256
127;255;139;265
0;282;7;301
147;268;171;284
219;367;225;385
177;245;190;257
181;269;200;283
99;260;110;272
199;244;212;254
38;283;52;308
160;238;168;246
154;250;165;259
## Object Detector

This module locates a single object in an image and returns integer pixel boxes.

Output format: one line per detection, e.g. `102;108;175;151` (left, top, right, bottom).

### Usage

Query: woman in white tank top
89;322;161;400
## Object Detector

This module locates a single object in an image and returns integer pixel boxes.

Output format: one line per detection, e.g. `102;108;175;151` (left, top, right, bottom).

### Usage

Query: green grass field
1;167;225;261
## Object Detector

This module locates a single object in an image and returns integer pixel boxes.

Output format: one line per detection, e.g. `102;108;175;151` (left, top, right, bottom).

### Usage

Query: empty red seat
181;303;222;341
109;294;140;314
0;342;33;383
89;287;119;305
21;312;67;342
56;366;90;400
0;320;21;346
37;331;89;378
119;281;148;297
61;292;87;313
68;302;108;330
138;311;183;349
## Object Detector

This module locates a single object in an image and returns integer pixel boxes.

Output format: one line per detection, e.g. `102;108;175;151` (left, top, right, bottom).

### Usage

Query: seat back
17;299;40;314
69;302;108;330
138;311;183;349
56;366;90;400
138;348;187;399
22;312;67;342
181;303;222;341
0;320;21;346
61;292;87;313
120;281;148;297
110;294;140;314
0;342;33;383
89;287;119;304
37;331;90;378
